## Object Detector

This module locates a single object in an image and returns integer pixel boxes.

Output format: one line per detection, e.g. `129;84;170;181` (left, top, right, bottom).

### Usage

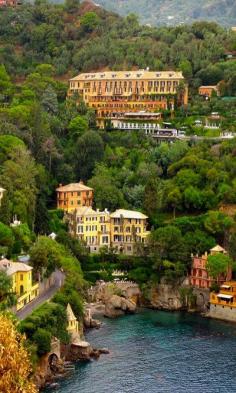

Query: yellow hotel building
68;70;188;125
0;258;39;311
67;207;150;255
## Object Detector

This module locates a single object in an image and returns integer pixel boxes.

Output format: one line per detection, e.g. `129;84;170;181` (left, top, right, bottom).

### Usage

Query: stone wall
192;287;210;312
149;283;183;310
208;304;236;322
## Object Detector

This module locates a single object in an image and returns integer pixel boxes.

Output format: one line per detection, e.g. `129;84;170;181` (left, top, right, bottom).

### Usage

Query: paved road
16;270;65;321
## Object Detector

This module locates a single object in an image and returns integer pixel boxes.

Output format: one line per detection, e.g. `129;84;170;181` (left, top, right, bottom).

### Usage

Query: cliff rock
104;294;137;318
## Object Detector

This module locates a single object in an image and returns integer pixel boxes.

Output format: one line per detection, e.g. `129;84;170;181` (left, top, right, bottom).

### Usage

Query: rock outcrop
84;308;102;329
104;294;137;318
148;283;182;310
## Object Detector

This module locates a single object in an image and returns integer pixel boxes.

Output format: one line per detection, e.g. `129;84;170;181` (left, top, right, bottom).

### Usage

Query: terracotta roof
0;258;32;276
70;70;184;81
110;209;148;219
56;182;93;192
67;303;77;321
199;86;217;89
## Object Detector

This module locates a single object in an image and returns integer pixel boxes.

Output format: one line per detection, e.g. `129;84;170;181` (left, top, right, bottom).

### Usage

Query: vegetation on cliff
0;314;37;393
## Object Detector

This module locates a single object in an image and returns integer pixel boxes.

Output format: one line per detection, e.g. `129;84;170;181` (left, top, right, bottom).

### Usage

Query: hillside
0;0;235;85
97;0;236;27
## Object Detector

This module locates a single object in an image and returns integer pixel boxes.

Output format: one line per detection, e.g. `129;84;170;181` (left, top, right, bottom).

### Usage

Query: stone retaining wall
208;304;236;322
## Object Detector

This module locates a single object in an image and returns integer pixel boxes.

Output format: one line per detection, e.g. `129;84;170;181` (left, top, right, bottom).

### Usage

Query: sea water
44;310;236;393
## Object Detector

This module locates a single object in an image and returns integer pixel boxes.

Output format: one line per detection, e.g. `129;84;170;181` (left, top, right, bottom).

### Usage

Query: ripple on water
44;310;236;393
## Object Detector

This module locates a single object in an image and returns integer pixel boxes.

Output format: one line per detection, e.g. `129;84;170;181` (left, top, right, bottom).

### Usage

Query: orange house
56;182;93;212
198;85;219;98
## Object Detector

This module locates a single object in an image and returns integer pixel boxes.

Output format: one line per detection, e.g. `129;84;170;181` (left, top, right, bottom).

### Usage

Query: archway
48;353;59;373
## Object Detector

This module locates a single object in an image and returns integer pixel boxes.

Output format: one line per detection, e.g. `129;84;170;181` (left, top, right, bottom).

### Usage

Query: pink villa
190;245;232;289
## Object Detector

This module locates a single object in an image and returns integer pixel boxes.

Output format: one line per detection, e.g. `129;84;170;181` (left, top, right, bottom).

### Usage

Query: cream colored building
110;209;150;255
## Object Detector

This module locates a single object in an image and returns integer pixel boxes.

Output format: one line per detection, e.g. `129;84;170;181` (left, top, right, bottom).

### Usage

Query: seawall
208;304;236;322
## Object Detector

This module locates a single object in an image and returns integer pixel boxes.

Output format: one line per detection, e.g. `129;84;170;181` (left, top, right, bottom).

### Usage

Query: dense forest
1;0;236;367
0;1;235;250
98;0;236;27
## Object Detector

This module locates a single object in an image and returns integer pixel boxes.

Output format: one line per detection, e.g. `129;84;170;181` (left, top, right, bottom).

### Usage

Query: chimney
59;183;62;187
79;180;84;185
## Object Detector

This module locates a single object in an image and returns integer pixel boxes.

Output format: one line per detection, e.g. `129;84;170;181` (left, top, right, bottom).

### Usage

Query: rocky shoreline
37;279;211;391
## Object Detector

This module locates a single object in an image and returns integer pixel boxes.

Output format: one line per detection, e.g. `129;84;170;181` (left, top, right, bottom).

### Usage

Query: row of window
113;218;143;224
58;191;91;197
77;225;107;233
113;235;142;242
92;103;166;110
70;80;179;90
85;236;109;244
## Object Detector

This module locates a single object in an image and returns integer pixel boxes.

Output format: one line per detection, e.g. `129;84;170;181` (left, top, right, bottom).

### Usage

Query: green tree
80;12;100;33
75;131;104;180
30;236;61;276
0;222;14;255
0;145;38;228
0;271;16;310
41;85;58;114
149;225;188;263
32;328;51;356
68;115;88;139
143;178;158;219
166;187;182;218
0;64;14;102
206;253;232;281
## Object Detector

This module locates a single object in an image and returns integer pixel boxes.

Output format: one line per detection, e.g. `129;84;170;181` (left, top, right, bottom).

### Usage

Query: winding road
16;270;65;321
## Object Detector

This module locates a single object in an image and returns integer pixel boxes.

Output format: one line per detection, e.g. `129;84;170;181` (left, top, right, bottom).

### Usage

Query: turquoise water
45;310;236;393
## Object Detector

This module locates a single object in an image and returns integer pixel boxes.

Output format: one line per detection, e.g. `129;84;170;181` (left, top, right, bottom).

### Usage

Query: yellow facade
68;70;188;125
210;281;236;308
110;209;150;255
66;303;80;342
0;259;39;311
67;206;110;252
56;182;93;212
67;208;150;255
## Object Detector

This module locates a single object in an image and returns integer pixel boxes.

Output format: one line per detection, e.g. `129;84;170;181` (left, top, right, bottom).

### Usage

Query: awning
217;294;233;299
221;285;231;289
